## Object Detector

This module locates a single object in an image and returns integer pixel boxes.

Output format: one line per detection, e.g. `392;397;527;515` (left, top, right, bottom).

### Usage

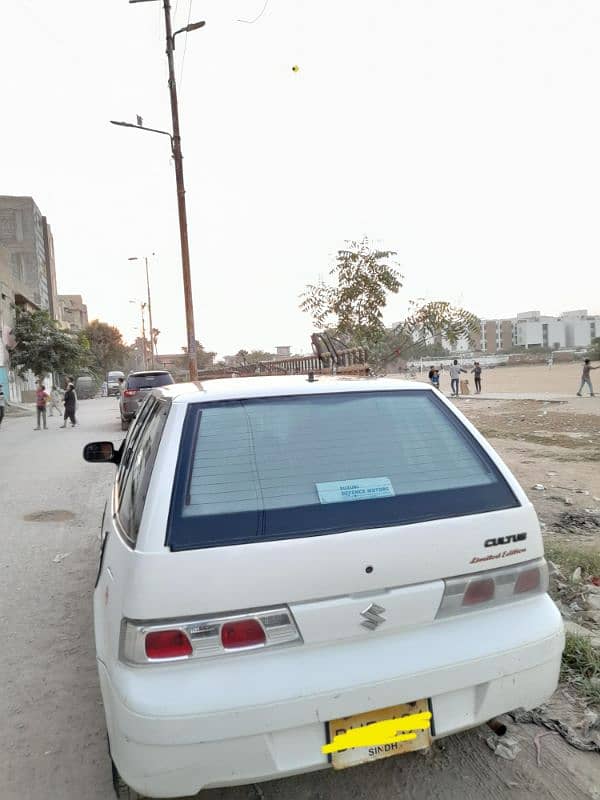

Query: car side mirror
83;441;120;465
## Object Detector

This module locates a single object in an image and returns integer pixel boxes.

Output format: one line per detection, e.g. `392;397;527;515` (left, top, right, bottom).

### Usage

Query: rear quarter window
166;390;519;551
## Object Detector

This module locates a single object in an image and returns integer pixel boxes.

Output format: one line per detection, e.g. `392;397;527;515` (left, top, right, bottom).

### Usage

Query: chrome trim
360;602;386;630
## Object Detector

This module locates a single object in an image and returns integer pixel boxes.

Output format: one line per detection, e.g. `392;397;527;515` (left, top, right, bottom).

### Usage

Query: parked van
84;377;563;799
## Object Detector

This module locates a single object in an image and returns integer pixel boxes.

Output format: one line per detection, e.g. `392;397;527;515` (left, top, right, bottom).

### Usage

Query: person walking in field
577;359;597;397
61;383;77;428
449;360;467;397
471;362;483;394
34;383;49;430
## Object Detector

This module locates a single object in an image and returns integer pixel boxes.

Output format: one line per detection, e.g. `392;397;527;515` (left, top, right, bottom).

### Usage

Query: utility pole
129;255;155;368
140;302;148;369
163;0;198;380
145;256;155;368
121;0;203;381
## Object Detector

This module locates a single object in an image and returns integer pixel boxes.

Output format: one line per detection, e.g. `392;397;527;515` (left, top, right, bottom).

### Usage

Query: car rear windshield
167;390;519;550
127;373;173;390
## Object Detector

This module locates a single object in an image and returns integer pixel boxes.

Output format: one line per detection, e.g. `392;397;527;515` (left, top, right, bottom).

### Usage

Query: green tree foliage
589;337;600;360
300;237;402;347
368;301;479;369
182;341;217;370
83;320;130;376
12;309;88;379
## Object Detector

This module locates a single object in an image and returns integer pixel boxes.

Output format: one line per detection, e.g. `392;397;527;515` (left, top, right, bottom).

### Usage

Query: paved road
1;398;598;800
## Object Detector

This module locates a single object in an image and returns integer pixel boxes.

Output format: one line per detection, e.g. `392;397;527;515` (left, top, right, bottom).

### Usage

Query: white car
84;376;564;799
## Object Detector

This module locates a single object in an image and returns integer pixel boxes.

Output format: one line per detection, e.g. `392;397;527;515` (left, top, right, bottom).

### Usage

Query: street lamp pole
129;255;155;368
163;0;198;380
121;0;204;381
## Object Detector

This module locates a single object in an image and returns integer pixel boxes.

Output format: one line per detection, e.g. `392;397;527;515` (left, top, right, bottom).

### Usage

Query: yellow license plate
325;699;432;770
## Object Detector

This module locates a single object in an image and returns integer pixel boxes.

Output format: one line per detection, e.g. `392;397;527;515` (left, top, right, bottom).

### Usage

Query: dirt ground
420;361;598;396
2;394;600;800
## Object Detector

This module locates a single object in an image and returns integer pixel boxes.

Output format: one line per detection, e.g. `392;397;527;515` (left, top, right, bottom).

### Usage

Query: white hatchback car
84;377;564;799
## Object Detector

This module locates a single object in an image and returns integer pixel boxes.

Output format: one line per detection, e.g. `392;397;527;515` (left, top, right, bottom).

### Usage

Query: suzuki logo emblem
360;603;386;630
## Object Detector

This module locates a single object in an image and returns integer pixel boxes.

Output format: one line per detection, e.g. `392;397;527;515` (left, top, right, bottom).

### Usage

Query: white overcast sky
1;0;599;356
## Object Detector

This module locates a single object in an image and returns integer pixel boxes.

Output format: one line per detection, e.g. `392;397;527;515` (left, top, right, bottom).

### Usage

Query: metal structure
195;334;369;381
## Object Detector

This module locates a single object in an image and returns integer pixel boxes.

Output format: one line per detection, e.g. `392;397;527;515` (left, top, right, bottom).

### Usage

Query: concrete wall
0;196;49;312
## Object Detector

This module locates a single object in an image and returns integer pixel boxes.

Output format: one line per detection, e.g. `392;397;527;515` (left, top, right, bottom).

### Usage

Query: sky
1;0;600;357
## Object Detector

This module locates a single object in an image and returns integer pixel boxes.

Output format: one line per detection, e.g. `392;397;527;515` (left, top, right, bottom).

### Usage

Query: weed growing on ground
561;633;600;706
545;542;600;579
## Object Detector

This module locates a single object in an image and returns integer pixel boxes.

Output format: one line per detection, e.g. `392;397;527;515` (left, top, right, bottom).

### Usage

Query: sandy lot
416;361;598;396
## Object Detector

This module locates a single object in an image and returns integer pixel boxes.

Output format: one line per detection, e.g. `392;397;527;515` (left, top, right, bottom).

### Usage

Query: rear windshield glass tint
128;373;173;389
167;390;519;550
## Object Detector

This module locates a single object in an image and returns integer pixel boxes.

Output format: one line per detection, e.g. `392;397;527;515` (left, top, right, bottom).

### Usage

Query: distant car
119;370;174;430
107;371;125;397
84;376;563;799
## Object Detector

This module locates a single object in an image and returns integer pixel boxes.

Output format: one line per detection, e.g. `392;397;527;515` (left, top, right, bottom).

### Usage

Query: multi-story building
562;310;600;348
0;196;56;316
514;311;566;350
474;319;515;353
57;294;88;331
0;242;42;401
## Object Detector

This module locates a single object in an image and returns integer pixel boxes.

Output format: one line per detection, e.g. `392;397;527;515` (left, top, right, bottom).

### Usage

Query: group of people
427;360;483;396
34;379;77;431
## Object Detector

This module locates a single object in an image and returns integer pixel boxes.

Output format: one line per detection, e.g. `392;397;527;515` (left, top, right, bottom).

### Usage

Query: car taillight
462;577;495;606
221;619;266;649
123;389;138;397
145;629;192;659
436;559;548;619
120;607;301;665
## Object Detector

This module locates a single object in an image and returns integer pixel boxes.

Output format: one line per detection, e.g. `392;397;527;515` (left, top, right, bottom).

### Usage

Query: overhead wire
237;0;270;24
178;0;193;89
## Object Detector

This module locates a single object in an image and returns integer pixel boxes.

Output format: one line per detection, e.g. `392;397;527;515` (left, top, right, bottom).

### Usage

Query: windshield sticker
316;478;394;504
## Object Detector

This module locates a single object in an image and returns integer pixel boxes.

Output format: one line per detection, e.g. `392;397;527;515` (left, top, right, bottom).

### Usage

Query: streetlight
129;300;148;369
128;255;155;368
111;1;205;381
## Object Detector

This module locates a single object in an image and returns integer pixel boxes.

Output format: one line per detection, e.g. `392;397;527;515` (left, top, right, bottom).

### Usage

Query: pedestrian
576;358;597;397
449;359;467;397
61;382;77;427
427;365;435;385
0;383;5;428
117;377;125;396
431;369;441;391
471;362;483;394
34;382;49;430
48;385;62;416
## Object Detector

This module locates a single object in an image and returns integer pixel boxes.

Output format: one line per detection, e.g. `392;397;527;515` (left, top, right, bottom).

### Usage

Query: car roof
154;375;432;404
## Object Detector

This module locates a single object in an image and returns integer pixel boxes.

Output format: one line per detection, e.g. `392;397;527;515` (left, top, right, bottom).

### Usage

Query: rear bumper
100;595;564;798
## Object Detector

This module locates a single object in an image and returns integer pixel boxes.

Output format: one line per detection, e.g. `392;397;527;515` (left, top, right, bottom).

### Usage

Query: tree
182;340;217;370
300;237;402;347
83;320;129;377
589;337;600;360
12;309;88;379
369;301;480;369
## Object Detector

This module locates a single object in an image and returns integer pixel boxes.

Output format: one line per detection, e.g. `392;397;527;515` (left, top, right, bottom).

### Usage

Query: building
0;243;42;401
0;196;56;316
57;294;88;331
474;319;515;353
514;311;566;350
562;310;600;349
